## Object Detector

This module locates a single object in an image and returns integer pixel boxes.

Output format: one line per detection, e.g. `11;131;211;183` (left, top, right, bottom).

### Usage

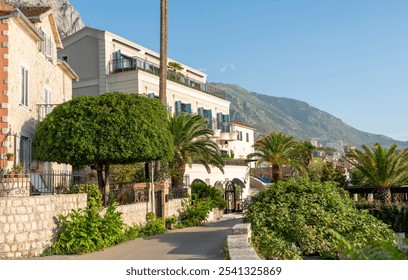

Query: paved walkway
34;213;243;260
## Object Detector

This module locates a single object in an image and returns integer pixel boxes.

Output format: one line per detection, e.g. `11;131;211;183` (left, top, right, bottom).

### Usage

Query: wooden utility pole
159;0;168;107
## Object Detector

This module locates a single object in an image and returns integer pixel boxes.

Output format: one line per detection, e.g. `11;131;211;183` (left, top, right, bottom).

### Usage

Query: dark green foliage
180;182;227;227
48;203;125;255
191;182;227;210
244;180;397;260
33;92;174;198
33;92;173;166
70;184;103;210
110;163;146;184
355;202;408;233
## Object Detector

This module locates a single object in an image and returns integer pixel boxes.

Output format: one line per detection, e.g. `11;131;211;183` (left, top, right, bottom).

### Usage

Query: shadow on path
34;213;243;260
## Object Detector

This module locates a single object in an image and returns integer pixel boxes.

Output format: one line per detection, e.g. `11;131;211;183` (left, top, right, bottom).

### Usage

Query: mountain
5;0;84;38
212;83;408;149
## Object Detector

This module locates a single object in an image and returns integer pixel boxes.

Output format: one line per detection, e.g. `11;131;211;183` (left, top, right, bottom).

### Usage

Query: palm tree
247;132;307;183
346;143;408;204
168;113;224;188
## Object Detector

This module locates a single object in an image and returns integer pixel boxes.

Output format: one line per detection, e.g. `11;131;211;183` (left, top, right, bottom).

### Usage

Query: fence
0;170;91;197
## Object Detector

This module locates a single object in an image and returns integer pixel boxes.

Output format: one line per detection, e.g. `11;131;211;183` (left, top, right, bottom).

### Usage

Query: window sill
19;104;32;111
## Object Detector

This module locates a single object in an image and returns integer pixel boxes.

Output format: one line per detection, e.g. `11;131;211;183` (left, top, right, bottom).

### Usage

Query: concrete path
35;213;243;260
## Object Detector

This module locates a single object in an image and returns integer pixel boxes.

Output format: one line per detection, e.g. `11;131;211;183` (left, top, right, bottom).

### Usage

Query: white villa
59;27;255;201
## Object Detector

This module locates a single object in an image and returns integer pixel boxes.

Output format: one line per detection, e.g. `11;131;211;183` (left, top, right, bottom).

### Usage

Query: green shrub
47;203;124;255
71;183;103;210
180;196;213;227
244;179;397;260
191;182;227;210
179;182;227;227
355;201;408;233
140;212;167;236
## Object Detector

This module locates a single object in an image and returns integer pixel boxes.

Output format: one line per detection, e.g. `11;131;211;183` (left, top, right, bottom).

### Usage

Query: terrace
109;57;226;100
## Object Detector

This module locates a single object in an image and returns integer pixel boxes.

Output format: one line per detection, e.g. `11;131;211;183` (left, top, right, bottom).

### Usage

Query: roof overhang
57;59;79;81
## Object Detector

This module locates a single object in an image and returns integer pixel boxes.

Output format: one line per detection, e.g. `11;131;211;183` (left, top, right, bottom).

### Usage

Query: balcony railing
37;104;58;122
109;57;226;100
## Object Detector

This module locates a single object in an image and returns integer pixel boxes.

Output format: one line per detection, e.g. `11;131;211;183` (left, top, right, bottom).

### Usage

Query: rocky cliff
4;0;84;38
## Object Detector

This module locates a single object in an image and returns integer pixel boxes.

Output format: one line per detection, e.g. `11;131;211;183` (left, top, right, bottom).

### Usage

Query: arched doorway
224;180;243;213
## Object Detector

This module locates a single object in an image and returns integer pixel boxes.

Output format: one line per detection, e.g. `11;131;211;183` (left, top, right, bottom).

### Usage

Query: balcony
37;104;58;122
109;57;226;100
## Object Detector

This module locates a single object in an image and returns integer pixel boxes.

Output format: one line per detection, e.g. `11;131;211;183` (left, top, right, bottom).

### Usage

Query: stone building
0;2;77;172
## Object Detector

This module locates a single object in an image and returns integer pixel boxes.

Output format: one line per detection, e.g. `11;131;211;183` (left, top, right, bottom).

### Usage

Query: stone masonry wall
0;194;87;259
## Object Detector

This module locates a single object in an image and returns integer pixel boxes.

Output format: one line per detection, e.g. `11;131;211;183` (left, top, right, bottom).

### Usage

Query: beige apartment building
60;27;255;201
0;2;78;172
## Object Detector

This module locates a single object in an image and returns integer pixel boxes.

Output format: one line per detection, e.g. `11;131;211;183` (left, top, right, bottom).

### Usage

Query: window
44;88;52;115
21;66;28;106
175;101;191;115
237;131;243;141
198;107;213;128
38;28;54;63
246;132;249;142
216;113;230;132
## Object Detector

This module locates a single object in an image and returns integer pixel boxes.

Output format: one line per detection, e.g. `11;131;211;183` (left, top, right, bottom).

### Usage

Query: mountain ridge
212;83;408;149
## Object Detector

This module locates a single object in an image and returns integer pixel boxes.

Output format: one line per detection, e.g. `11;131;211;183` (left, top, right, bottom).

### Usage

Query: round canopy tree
33;92;174;202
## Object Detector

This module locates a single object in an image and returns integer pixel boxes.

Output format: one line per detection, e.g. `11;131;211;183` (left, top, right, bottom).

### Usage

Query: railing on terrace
109;57;226;100
0;170;90;197
343;186;408;204
223;159;249;166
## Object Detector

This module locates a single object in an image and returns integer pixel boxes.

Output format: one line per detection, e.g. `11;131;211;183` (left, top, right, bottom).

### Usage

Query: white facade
60;27;255;198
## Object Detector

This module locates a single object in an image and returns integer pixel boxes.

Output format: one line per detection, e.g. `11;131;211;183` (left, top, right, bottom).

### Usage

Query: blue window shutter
148;92;155;99
224;114;230;132
186;103;192;114
207;110;213;129
114;50;122;71
175;101;182;114
197;107;204;116
217;112;223;130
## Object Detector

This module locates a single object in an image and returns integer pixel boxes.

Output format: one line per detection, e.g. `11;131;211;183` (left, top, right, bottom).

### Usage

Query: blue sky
70;0;408;141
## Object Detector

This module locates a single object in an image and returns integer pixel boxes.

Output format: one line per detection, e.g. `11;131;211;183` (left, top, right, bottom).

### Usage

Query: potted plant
12;163;23;176
6;153;14;161
165;215;178;230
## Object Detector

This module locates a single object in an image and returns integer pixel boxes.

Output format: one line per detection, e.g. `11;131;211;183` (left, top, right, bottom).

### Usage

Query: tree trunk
170;158;186;188
377;187;392;204
159;0;168;107
95;163;110;206
272;164;282;183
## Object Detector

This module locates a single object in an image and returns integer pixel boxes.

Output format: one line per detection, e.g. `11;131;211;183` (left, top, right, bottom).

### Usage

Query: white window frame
21;66;29;107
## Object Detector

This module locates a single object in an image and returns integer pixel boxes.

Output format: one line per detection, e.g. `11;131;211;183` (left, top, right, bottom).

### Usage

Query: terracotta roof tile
19;6;51;18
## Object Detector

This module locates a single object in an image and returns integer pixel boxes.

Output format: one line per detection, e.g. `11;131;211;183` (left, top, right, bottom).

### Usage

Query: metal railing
108;184;149;205
166;188;189;201
109;57;226;100
0;170;90;197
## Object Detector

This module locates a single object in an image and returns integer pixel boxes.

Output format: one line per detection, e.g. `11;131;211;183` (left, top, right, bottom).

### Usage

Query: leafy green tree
346;143;408;203
247;132;307;183
33;92;173;203
167;113;224;188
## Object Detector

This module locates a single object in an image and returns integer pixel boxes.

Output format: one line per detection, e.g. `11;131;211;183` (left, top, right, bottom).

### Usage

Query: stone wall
0;194;87;259
227;223;260;260
165;198;183;219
